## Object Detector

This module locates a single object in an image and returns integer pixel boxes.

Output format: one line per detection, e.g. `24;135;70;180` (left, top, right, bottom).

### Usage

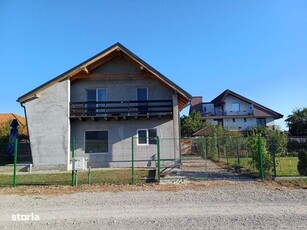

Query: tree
0;119;27;142
180;111;205;137
246;126;288;177
247;126;288;156
247;134;272;173
286;108;307;136
0;120;12;142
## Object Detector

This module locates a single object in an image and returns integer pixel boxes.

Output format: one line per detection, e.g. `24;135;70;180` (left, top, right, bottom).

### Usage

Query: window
148;129;157;144
137;129;157;145
86;89;106;116
85;131;108;153
138;130;147;144
232;103;240;112
232;118;236;122
257;118;266;126
244;118;247;122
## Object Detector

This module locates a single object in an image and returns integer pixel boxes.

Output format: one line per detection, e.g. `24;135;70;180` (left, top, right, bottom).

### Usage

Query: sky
0;0;306;130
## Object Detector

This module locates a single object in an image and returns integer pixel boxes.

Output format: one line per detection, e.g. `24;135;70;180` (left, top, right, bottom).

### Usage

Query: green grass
275;157;299;177
0;169;150;187
218;156;300;177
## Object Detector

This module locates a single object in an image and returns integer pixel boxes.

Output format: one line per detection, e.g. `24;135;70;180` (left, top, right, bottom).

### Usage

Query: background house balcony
70;100;173;120
202;110;254;118
224;110;254;116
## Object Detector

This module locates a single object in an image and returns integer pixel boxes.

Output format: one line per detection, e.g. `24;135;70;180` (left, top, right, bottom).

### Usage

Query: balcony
70;100;173;120
201;110;254;118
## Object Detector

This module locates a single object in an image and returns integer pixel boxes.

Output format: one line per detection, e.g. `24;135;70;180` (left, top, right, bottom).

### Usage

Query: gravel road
0;161;306;229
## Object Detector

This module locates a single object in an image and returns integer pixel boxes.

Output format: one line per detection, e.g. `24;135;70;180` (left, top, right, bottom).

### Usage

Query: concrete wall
71;57;172;102
71;77;172;102
71;117;176;168
24;80;70;170
92;56;140;74
70;57;179;168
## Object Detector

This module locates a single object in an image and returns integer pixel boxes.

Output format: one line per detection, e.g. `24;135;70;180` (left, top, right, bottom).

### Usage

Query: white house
190;89;283;131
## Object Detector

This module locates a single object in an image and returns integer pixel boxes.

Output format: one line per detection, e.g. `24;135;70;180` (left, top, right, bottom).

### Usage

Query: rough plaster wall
71;77;172;102
70;57;179;168
71;57;172;102
71;117;174;168
92;56;141;74
25;80;69;168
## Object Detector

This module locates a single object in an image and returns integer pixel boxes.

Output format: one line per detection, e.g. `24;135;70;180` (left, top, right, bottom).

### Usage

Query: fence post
258;134;265;180
157;136;160;183
225;138;229;168
131;135;135;185
271;139;277;179
236;138;240;170
203;137;208;178
71;137;75;186
13;139;18;188
88;166;92;185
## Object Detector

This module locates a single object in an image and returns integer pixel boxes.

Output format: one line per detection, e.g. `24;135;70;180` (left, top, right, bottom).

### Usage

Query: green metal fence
0;135;304;187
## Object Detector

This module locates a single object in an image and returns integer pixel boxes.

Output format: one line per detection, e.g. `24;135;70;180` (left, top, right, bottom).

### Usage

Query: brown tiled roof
0;113;27;135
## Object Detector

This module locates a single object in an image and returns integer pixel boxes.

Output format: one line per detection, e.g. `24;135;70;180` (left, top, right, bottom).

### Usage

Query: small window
85;131;108;153
257;118;266;126
137;129;157;145
232;103;240;112
232;118;236;122
148;129;157;144
244;118;247;122
138;130;147;144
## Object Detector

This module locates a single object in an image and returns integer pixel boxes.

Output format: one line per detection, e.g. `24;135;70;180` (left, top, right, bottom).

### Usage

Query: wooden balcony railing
70;100;173;118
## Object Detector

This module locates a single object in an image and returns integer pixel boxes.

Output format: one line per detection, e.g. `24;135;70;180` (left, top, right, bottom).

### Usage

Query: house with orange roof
0;113;28;137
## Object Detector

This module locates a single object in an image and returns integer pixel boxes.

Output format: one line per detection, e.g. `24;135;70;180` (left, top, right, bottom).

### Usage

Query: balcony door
86;89;106;116
137;88;148;114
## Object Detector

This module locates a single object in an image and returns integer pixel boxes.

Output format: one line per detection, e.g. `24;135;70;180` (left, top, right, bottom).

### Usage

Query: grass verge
274;178;307;189
0;169;150;187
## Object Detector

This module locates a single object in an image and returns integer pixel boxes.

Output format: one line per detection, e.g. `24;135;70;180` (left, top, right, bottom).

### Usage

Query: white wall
223;118;256;131
224;95;253;115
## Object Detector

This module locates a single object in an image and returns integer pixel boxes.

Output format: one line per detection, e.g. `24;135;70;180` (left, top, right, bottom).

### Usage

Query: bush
247;135;273;174
297;150;307;176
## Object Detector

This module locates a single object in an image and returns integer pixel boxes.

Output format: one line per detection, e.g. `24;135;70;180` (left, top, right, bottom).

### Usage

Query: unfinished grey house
18;43;191;170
